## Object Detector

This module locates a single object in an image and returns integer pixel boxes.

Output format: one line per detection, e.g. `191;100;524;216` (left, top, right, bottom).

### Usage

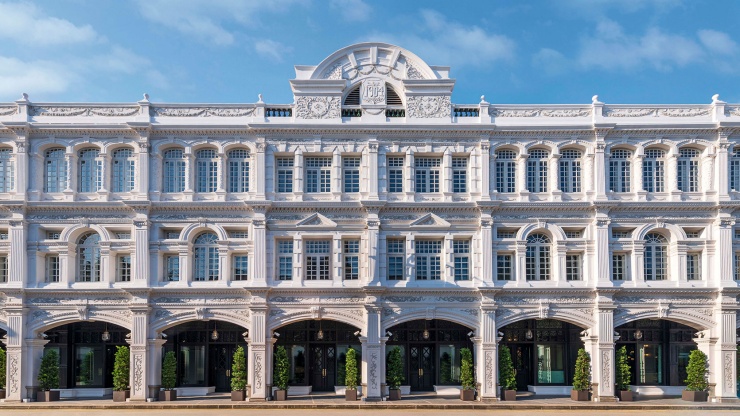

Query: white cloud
698;29;738;56
88;46;152;74
0;2;98;46
533;48;569;76
254;39;291;62
330;0;372;22
0;56;76;97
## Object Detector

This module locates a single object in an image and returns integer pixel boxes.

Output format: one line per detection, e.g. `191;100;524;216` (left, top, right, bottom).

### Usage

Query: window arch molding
179;223;229;243
76;232;102;282
192;232;220;281
516;223;567;242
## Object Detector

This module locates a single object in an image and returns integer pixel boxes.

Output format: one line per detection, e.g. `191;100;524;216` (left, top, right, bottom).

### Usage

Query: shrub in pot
498;345;517;401
273;345;289;401
344;347;359;401
459;347;475;401
571;348;591;401
615;346;632;401
230;346;247;401
682;349;709;402
112;346;130;402
0;347;6;399
159;351;177;401
37;349;60;402
386;347;404;401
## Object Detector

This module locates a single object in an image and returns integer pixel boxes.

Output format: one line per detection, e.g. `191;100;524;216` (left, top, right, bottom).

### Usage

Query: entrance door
309;345;336;391
409;344;434;391
512;345;532;391
210;345;235;392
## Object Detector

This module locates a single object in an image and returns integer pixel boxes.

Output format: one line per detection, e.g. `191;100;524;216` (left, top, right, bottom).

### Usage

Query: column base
247;398;267;402
480;397;500;403
715;396;740;403
599;395;618;402
362;397;383;402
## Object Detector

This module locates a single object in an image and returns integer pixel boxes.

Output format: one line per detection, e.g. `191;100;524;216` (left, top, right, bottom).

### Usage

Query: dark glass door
513;345;532;391
210;345;234;392
409;344;434;391
309;345;336;391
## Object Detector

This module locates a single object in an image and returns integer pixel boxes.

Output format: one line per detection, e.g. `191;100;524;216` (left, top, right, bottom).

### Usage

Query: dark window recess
344;87;360;106
386;109;405;118
341;108;362;117
386;86;403;106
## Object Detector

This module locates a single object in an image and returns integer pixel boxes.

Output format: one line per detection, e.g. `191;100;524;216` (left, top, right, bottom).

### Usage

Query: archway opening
273;320;361;393
498;319;585;393
386;319;473;392
162;320;247;393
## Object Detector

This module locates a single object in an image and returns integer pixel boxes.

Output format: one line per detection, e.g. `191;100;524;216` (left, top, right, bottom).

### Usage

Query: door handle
322;368;326;377
227;370;230;377
419;368;423;376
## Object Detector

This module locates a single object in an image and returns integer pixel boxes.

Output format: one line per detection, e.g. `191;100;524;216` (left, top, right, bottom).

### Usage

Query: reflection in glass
438;345;461;384
536;344;565;384
180;345;206;386
75;346;103;386
639;344;663;384
290;345;306;384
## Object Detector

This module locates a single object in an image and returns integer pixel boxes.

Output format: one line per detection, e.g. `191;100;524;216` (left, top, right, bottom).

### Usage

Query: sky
0;0;739;105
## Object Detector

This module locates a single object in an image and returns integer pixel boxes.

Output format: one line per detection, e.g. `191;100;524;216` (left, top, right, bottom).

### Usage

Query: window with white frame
527;149;549;193
559;149;581;193
735;251;740;281
343;157;361;193
78;148;102;193
112;148;135;193
343;239;360;280
387;238;405;281
453;239;470;281
0;255;6;283
612;253;628;281
196;149;218;193
496;229;516;239
565;254;582;281
414;157;441;193
564;229;584;239
0;232;7;240
277;240;293;280
387;157;404;193
193;232;219;281
497;254;513;281
609;149;632;192
232;255;249;281
46;231;61;240
415;240;442;280
164;255;179;281
525;233;550;281
644;233;668;281
46;255;60;283
677;148;700;192
305;157;332;193
686;253;701;281
0;148;14;192
228;149;250;193
77;232;101;282
495;150;516;193
643;148;665;192
276;158;294;193
163;148;186;193
116;255;131;282
452;157;468;193
45;148;67;192
730;147;740;191
305;240;331;280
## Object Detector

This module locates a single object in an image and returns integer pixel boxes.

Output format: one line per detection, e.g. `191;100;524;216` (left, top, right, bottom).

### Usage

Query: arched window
44;148;67;192
163;148;185;193
527;149;549;193
77;232;101;282
228;149;250;193
730;147;740;191
495;150;517;193
677;148;700;192
112;148;135;193
643;149;666;192
0;149;14;192
525;233;551;281
78;148;102;193
559;149;581;193
609;149;632;192
644;232;668;281
196;149;218;193
193;232;219;281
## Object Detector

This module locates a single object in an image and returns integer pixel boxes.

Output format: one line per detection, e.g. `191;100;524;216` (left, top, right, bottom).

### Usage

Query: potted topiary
615;346;632;401
112;346;130;402
159;351;177;401
386;347;404;401
0;347;6;399
460;347;475;401
683;349;709;402
571;348;591;401
231;346;247;401
37;349;60;402
273;345;289;401
498;345;517;401
345;347;359;401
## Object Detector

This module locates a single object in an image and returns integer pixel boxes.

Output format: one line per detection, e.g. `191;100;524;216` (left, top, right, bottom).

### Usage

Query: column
594;139;607;201
22;338;48;401
63;149;76;201
255;141;266;199
365;215;380;285
216;151;227;201
8;220;26;287
480;141;491;201
252;217;267;283
717;134;730;201
716;217;735;285
136;139;150;200
150;152;162;201
332;148;342;200
594;217;611;285
443;148;452;201
693;331;716;400
362;306;383;401
517;154;528;201
183;150;194;201
595;305;616;401
367;140;379;200
667;151;680;200
478;295;498;400
133;219;150;287
147;338;166;400
580;331;599;401
405;149;414;201
713;305;738;401
99;152;110;201
294;149;304;201
478;216;493;286
6;306;27;402
247;305;268;401
100;242;113;287
127;308;150;401
550;154;561;201
635;154;646;201
14;135;28;199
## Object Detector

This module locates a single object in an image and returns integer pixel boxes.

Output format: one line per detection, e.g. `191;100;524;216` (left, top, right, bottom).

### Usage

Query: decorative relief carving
0;106;17;116
614;296;714;304
322;63;343;80
361;78;386;105
490;108;591;117
660;108;711;117
30;106;140;117
295;96;340;119
407;96;451;118
255;353;263;389
725;353;734;390
602;351;611;388
133;354;143;395
369;352;378;390
726;106;740;117
496;296;593;304
485;351;493;390
8;354;18;393
406;64;424;80
150;107;256;117
604;107;711;117
270;295;364;304
460;308;479;317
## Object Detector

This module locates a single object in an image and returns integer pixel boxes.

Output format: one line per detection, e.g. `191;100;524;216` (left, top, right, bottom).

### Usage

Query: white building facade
0;42;738;402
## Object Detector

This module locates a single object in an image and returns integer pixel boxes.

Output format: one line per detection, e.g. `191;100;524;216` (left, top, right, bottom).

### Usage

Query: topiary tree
113;346;130;392
572;348;591;392
685;349;709;391
161;351;177;390
615;346;631;391
498;345;517;391
79;350;93;385
0;347;6;389
386;347;404;390
274;345;289;391
440;352;452;383
460;348;475;391
345;347;358;390
230;346;247;391
38;350;60;391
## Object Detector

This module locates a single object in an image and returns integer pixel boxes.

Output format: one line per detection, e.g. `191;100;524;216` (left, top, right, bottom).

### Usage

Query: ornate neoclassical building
0;42;737;402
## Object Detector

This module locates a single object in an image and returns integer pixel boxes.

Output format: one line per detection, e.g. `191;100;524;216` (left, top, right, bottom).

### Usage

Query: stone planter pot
617;390;633;401
36;390;60;402
0;389;6;399
113;390;130;402
345;389;357;401
388;389;401;401
274;389;287;401
460;389;475;401
571;390;589;401
231;390;246;401
682;390;708;402
503;390;517;401
159;390;177;401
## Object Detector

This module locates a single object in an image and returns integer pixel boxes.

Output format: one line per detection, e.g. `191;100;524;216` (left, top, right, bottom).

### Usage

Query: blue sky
1;0;739;105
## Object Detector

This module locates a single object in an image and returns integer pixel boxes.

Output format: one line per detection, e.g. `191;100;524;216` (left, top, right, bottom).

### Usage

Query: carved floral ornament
320;54;427;81
295;96;340;120
0;106;17;116
490;108;591;118
604;107;711;117
150;107;256;117
30;106;141;117
407;96;451;118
